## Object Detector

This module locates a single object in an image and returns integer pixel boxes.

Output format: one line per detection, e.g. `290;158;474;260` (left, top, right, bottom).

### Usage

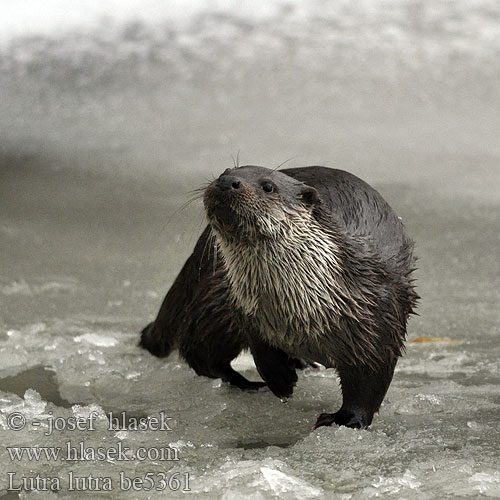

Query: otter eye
262;182;274;193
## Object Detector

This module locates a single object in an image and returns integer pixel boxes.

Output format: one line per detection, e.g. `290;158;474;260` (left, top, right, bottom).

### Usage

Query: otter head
204;165;320;242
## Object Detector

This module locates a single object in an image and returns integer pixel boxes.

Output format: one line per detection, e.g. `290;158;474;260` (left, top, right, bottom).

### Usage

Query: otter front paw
234;380;267;392
264;362;298;399
249;337;298;399
313;408;372;430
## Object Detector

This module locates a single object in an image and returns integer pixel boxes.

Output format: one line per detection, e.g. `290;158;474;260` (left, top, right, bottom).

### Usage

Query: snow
73;333;119;347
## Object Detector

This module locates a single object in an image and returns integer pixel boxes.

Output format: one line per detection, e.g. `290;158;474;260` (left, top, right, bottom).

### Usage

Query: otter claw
313;409;369;430
313;413;336;429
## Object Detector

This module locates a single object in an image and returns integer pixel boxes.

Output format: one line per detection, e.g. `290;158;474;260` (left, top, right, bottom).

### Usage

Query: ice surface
73;333;119;347
260;466;322;497
1;0;500;498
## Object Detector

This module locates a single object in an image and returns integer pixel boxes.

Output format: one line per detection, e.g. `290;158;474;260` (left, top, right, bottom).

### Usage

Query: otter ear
301;186;320;206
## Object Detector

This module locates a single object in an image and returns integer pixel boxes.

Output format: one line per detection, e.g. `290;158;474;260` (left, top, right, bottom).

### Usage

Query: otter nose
216;175;242;191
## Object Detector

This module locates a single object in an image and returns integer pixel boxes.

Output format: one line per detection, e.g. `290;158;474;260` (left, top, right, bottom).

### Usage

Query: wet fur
140;166;418;429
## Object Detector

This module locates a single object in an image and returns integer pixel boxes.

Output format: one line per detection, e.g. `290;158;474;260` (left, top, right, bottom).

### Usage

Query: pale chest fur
216;218;351;352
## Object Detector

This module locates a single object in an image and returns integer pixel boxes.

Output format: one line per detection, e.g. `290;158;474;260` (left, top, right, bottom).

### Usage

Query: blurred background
1;0;499;322
1;1;500;498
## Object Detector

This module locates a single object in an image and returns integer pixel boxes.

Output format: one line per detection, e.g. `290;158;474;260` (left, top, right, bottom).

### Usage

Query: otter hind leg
215;364;266;391
179;326;266;392
314;357;397;430
185;357;266;391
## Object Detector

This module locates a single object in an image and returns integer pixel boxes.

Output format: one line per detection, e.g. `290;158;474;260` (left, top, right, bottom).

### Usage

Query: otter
140;165;418;429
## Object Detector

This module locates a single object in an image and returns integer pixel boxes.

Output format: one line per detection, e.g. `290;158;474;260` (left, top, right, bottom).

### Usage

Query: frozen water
1;0;500;498
259;466;322;497
73;333;119;348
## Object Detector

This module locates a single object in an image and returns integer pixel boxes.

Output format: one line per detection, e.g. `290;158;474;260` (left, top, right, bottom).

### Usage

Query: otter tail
139;321;175;358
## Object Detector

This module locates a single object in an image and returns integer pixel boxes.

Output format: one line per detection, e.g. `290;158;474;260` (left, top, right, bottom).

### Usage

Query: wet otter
141;165;418;429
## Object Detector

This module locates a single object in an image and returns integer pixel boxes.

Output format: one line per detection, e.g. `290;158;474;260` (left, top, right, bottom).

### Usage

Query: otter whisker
187;213;208;249
209;230;218;277
188;182;211;197
157;191;205;238
271;157;295;173
199;226;214;277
